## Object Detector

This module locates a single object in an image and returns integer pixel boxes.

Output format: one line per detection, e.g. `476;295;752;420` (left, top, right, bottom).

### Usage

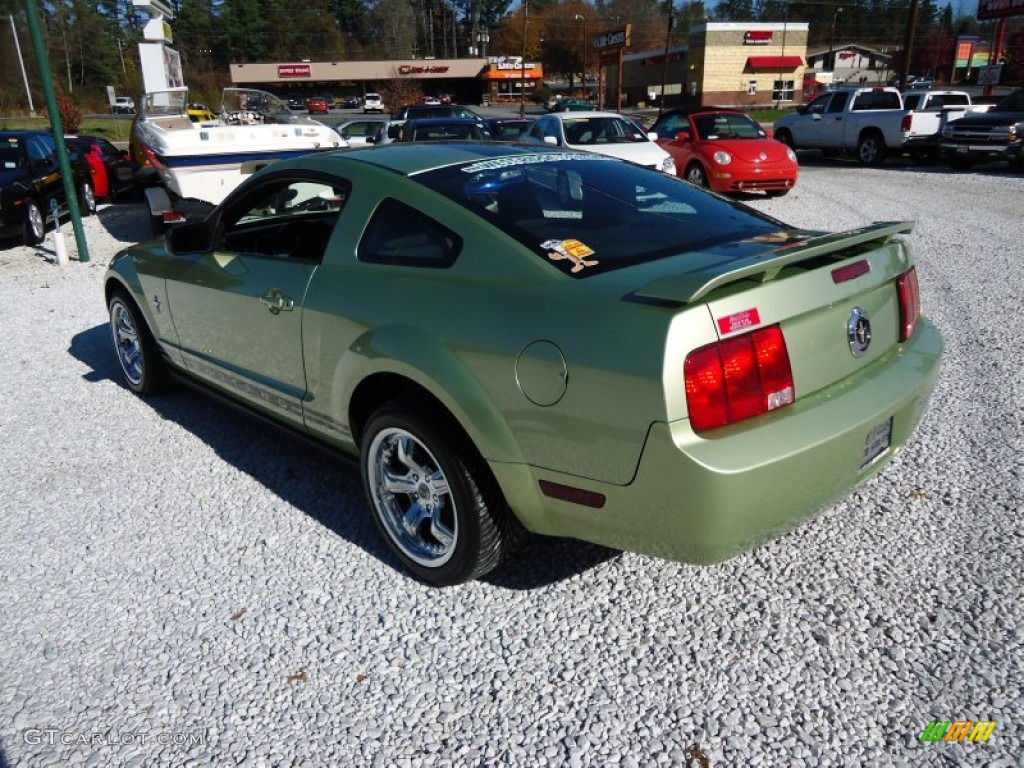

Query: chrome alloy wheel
367;427;457;567
110;299;144;386
26;202;45;243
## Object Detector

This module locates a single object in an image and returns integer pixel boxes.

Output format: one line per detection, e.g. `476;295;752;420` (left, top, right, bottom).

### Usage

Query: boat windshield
143;89;188;117
221;89;289;116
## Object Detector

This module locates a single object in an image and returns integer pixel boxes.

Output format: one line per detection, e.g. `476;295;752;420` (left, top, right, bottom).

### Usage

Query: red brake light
684;324;795;432
684;346;730;431
896;266;920;342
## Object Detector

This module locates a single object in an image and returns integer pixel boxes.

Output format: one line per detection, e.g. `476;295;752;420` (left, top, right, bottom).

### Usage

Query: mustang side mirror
675;130;691;142
166;220;215;254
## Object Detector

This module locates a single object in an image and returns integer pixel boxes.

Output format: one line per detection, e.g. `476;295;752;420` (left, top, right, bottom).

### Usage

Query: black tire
360;404;522;585
857;131;886;166
774;129;795;150
80;181;97;216
685;162;709;189
23;199;46;246
107;290;170;395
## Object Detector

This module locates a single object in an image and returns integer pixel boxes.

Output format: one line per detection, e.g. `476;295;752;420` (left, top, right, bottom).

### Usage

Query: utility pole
899;0;920;90
10;14;37;116
520;0;529;117
658;5;673;117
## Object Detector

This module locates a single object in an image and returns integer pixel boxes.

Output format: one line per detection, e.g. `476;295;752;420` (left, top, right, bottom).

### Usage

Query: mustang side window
220;179;348;263
359;199;461;268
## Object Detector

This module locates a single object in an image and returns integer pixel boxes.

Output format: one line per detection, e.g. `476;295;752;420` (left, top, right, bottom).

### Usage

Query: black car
483;117;536;141
940;88;1024;170
0;130;96;246
391;104;482;121
393;118;492;142
343;95;362;109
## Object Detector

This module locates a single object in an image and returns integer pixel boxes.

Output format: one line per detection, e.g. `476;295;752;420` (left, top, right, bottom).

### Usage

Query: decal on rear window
458;153;617;174
541;239;598;273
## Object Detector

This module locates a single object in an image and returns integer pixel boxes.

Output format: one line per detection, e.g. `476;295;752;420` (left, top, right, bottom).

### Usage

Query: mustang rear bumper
494;318;943;565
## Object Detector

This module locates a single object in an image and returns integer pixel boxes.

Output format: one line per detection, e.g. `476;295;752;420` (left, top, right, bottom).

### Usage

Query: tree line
0;0;1009;114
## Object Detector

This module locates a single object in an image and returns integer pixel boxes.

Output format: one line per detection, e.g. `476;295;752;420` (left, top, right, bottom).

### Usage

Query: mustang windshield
414;153;788;277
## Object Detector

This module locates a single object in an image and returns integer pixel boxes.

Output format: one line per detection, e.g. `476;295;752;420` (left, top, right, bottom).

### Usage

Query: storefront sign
399;65;450;74
744;31;774;45
593;26;631;50
278;64;311;78
977;0;1024;21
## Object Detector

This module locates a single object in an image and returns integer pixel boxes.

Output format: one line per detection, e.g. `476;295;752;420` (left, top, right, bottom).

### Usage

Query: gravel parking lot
0;157;1021;767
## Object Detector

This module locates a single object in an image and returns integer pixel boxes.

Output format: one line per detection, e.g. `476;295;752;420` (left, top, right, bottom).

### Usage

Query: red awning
746;56;803;69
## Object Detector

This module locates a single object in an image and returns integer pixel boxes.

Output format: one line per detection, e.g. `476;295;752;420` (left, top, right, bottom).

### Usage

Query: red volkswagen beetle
650;108;798;197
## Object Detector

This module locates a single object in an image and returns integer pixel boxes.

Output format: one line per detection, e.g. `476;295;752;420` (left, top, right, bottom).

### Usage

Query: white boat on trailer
134;87;347;232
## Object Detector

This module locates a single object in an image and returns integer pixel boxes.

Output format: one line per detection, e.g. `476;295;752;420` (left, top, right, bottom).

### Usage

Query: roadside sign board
106;85;117;108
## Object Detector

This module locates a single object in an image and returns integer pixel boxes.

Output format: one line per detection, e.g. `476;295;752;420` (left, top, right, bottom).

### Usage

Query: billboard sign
977;0;1024;20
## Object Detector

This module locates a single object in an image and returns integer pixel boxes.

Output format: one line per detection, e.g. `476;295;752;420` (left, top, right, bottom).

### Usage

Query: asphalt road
0;156;1021;767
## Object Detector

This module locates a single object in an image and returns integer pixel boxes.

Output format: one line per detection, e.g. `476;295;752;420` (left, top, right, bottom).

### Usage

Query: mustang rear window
413;154;785;277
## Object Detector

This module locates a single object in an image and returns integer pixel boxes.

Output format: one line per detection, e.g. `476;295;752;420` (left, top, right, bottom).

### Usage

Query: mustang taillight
896;266;920;342
684;325;795;432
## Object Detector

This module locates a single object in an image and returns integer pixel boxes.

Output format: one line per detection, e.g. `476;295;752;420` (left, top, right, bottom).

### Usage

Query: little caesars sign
593;26;631;50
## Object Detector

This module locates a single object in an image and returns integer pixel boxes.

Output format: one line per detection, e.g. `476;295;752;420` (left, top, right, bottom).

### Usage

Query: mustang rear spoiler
630;221;915;305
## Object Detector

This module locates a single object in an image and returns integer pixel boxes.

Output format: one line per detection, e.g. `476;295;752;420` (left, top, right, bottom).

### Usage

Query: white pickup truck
773;87;905;165
773;87;987;165
899;90;990;158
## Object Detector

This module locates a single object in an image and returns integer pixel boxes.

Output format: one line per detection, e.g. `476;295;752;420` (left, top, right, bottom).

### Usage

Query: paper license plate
956;145;969;154
861;417;893;470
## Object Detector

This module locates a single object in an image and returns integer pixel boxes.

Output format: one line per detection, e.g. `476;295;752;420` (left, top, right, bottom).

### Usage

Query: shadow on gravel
94;203;152;244
0;738;9;768
793;150;1022;178
69;323;619;587
485;537;622;590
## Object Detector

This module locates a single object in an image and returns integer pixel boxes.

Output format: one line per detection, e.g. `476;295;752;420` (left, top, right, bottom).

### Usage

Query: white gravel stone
0;155;1021;766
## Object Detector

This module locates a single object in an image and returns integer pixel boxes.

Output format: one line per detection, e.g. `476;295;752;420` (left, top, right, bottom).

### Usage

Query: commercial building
616;22;811;109
228;57;544;106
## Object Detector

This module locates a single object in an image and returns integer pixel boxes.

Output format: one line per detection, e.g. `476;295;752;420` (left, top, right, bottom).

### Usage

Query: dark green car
105;143;942;585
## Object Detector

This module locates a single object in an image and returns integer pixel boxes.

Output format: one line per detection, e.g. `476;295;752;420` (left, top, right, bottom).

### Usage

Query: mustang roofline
308;142;597;178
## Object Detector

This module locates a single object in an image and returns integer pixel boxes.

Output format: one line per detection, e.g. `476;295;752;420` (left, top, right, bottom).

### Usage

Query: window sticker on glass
541;239;597;273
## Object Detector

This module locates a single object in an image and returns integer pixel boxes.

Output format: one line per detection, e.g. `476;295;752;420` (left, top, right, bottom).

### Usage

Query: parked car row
0;130;98;245
773;85;1024;170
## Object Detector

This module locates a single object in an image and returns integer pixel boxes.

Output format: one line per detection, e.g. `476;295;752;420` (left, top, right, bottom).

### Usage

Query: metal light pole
520;0;529;117
829;7;843;71
575;12;588;97
20;0;89;262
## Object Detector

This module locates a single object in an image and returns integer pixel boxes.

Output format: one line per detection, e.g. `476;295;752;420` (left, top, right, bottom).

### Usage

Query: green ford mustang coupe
105;143;942;585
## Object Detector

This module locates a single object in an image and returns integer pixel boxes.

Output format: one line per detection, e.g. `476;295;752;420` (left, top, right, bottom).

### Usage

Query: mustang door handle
259;289;295;314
